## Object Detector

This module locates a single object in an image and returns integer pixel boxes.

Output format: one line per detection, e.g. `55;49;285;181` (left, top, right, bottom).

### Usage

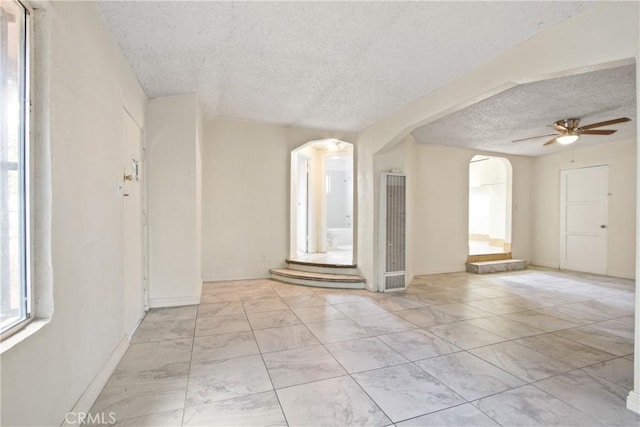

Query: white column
147;94;203;307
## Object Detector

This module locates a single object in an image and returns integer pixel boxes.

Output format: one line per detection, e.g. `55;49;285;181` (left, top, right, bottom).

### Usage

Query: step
270;268;366;289
466;259;527;274
286;259;358;275
467;253;512;263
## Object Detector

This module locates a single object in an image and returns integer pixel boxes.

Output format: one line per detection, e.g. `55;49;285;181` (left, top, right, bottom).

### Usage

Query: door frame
559;164;608;275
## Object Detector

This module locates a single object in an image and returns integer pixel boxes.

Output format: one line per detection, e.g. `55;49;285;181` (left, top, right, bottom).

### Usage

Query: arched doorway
290;139;354;265
468;155;513;255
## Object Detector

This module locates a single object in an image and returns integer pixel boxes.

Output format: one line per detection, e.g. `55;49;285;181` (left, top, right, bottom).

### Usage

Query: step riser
271;273;365;289
287;263;359;275
466;260;527;274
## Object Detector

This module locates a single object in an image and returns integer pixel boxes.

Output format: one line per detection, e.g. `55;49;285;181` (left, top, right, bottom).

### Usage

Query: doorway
290;139;354;265
560;165;608;275
122;109;146;332
468;155;512;255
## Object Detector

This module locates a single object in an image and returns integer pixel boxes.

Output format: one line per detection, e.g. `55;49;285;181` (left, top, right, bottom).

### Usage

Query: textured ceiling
411;64;636;157
97;1;591;131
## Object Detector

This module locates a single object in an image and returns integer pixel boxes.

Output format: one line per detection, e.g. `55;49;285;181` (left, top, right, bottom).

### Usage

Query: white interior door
296;157;309;253
560;165;608;275
122;110;145;332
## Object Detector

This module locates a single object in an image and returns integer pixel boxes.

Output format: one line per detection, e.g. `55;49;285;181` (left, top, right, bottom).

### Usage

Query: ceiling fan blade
512;133;558;143
543;137;557;147
579;117;631;130
553;124;568;132
580;129;617;135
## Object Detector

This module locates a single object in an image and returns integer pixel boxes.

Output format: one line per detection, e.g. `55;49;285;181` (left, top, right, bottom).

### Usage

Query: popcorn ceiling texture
411;65;636;157
97;1;590;131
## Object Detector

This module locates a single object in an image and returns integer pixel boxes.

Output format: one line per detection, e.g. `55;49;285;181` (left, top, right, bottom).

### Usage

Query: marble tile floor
89;269;639;426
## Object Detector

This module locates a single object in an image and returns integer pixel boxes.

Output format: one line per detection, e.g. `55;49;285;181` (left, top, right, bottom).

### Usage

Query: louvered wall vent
379;173;407;292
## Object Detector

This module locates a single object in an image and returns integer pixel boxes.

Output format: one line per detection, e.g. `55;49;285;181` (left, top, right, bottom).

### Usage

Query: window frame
1;0;33;341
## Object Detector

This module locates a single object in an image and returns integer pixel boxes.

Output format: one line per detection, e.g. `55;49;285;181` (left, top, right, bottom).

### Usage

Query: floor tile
534;302;614;325
470;341;574;382
504;311;579;332
353;363;464;422
535;370;640;426
430;303;494;321
396;403;500;427
325;337;408;373
144;305;198;322
253;324;320;353
515;334;616;368
465;316;545;339
237;288;280;301
242;298;288;313
94;409;184;427
554;325;634;356
195;314;251;337
416;352;525;401
377;329;460;361
583;357;634;391
132;318;196;343
394;307;459;327
306;318;374;343
246;309;301;330
291;305;347;323
282;295;328;308
263;345;346;388
276;376;391;427
373;296;425;311
351;312;417;335
183;391;286;427
465;298;526;314
186;355;272;406
474;385;596;426
427;322;505;349
90;379;187;421
191;331;259;363
333;300;389;318
197;301;245;318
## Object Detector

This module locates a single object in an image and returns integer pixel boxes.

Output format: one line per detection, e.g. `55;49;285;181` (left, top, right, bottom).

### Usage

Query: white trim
60;334;130;427
627;390;640;415
149;296;201;308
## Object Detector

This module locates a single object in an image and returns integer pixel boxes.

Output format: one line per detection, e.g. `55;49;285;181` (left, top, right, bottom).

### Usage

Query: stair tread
271;268;365;282
286;259;357;268
467;259;526;266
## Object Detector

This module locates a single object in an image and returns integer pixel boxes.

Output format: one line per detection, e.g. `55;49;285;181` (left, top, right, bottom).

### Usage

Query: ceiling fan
512;117;632;147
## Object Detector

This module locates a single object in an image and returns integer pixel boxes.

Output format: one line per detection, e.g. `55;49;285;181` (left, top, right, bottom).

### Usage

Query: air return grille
379;173;407;291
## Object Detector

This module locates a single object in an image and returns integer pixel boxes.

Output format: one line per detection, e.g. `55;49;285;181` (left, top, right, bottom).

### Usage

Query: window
1;0;30;338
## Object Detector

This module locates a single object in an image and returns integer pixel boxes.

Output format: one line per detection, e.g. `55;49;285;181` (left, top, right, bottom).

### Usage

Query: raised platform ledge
466;259;527;274
270;268;366;289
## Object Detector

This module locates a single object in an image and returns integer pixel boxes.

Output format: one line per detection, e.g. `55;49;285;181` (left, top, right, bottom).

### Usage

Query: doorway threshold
289;250;355;268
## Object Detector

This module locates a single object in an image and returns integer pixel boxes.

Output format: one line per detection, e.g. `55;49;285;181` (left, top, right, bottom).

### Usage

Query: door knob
600;225;607;229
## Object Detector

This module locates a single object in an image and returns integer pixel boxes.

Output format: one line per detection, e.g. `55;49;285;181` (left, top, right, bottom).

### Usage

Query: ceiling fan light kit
512;116;631;148
556;134;579;145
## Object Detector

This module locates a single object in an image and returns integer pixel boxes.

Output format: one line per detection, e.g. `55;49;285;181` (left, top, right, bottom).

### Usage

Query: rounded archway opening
290;139;355;265
468;155;513;256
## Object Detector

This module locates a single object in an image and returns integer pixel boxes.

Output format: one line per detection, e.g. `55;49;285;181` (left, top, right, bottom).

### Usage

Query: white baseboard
627;390;640;414
149;295;201;308
61;334;130;426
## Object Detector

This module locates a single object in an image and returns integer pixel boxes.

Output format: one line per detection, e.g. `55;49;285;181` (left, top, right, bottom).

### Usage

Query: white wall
532;138;637;279
201;118;355;281
0;1;147;425
147;94;202;306
411;144;532;274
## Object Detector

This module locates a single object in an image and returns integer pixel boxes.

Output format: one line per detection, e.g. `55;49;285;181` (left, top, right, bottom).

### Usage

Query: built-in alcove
468;155;513;256
290;139;354;265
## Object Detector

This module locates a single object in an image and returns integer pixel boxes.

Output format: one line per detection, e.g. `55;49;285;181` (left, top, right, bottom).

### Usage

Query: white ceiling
411;64;636;157
97;1;591;131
